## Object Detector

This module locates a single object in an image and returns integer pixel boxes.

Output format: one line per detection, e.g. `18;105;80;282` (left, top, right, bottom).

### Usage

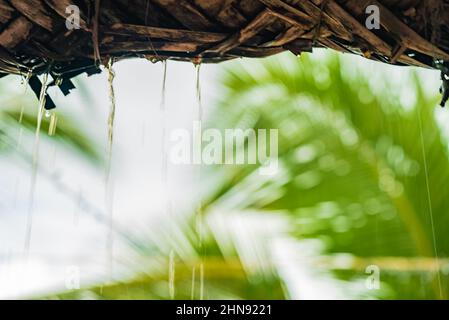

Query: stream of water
24;73;49;255
106;59;117;278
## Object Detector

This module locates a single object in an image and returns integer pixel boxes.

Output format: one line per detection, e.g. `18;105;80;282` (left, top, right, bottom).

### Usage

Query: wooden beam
104;23;227;44
294;0;353;41
0;0;14;24
101;41;201;54
267;10;331;39
319;37;353;54
193;0;248;29
346;0;449;60
204;9;277;55
10;0;55;32
325;0;392;56
263;26;304;47
44;0;89;30
258;0;315;29
391;44;407;64
229;45;285;58
0;16;33;49
284;39;313;55
259;0;336;39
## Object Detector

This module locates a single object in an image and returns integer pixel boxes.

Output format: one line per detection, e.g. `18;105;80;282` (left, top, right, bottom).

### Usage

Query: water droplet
191;265;196;300
16;104;25;149
48;112;58;136
168;250;175;299
105;58;116;280
195;64;202;121
25;72;49;254
161;61;168;185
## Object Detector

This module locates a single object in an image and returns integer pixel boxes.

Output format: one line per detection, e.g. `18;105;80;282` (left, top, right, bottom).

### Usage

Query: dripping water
199;261;204;300
195;64;203;120
16;104;25;150
417;107;444;299
161;60;168;184
12;178;19;209
105;59;116;279
73;188;83;226
159;61;176;297
160;61;168;110
17;71;32;149
190;260;204;300
194;63;205;299
47;111;58;168
24;73;49;254
47;110;58;137
20;70;32;91
190;265;196;300
106;59;117;166
168;249;175;299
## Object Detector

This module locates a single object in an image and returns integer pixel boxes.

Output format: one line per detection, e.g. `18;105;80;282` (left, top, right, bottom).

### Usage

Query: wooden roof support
0;17;33;50
44;0;89;31
346;0;449;61
9;0;55;32
259;0;318;32
263;26;305;47
391;44;408;64
204;9;277;55
292;0;352;41
151;0;216;31
105;24;228;44
325;0;392;57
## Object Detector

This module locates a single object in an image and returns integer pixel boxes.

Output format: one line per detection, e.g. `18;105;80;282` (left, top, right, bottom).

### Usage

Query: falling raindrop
168;249;175;299
73;188;83;226
191;265;196;300
48;111;58;137
12;178;20;209
417;106;444;299
16;104;25;149
161;60;168;111
194;62;205;300
159;61;177;300
21;70;32;92
106;58;116;166
105;58;116;279
24;72;49;254
199;262;204;300
55;77;63;86
17;70;32;149
161;60;168;184
195;63;203;120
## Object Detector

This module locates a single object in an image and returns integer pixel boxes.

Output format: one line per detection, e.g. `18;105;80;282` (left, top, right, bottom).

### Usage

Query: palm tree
43;51;449;300
206;52;449;299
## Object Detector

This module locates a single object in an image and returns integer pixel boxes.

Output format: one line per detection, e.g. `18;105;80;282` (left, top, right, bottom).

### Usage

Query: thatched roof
0;0;448;106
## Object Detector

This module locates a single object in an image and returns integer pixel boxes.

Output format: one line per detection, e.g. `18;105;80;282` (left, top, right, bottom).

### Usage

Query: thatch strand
0;0;448;107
